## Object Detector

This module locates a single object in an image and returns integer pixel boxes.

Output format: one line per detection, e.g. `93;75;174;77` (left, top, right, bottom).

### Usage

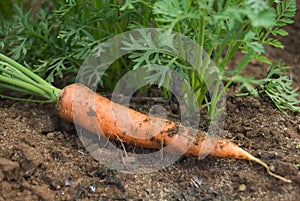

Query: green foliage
123;0;299;116
234;61;300;114
0;3;69;83
121;30;190;88
0;0;14;20
255;0;296;49
259;62;300;114
0;0;149;85
153;0;199;29
0;0;299;116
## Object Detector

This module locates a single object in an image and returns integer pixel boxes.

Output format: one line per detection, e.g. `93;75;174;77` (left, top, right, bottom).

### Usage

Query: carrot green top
0;53;61;103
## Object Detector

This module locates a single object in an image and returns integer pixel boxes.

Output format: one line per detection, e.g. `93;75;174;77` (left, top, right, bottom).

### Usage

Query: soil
1;4;300;201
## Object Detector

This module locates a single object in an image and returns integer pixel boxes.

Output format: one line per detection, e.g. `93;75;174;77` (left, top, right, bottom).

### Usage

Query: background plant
0;0;151;87
0;0;299;119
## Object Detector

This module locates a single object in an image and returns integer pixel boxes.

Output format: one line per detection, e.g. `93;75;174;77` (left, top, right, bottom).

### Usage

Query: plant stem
197;15;205;71
0;53;61;103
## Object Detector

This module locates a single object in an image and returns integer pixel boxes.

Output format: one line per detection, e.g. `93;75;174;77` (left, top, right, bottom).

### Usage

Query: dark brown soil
1;4;300;201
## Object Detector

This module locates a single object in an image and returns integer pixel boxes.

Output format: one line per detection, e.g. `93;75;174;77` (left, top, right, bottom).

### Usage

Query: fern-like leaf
275;0;296;27
260;61;300;114
153;0;199;28
245;0;269;14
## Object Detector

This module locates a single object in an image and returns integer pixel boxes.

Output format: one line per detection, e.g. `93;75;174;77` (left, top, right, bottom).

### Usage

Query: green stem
208;78;222;120
0;53;61;103
197;15;205;71
0;61;47;89
0;54;49;86
0;75;48;97
232;52;253;75
0;82;41;96
214;23;248;68
211;52;253;111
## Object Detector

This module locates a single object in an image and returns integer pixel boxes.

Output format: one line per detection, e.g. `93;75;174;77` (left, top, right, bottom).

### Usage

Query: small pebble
65;176;71;186
269;165;276;172
238;184;247;191
47;132;55;139
89;184;96;192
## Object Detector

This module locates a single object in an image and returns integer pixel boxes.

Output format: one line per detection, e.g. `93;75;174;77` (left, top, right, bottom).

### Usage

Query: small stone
269;165;276;172
47;132;55;139
238;184;247;191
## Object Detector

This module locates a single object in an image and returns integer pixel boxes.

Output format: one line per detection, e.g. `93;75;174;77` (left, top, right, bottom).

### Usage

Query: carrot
0;53;291;183
57;83;291;183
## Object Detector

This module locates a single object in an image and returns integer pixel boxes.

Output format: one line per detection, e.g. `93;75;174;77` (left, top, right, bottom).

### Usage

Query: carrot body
58;83;203;156
57;84;291;183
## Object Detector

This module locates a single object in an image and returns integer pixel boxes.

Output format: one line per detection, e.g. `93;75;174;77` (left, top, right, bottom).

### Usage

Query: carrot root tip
252;157;292;183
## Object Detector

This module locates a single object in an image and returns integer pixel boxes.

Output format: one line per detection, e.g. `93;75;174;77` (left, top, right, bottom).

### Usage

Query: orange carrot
0;53;291;183
57;83;291;183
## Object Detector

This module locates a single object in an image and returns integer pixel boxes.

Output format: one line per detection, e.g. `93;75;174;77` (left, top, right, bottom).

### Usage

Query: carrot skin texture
55;84;268;157
57;84;291;183
57;83;206;155
56;84;261;159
